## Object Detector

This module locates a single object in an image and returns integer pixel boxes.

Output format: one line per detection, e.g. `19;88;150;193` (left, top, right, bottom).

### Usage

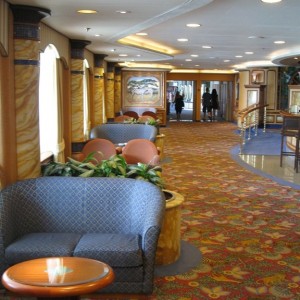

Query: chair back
123;111;139;120
121;139;160;165
282;116;300;136
142;111;157;119
114;115;132;123
82;138;116;163
138;115;155;123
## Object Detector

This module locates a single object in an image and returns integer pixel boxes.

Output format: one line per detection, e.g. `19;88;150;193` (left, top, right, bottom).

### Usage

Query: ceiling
7;0;300;72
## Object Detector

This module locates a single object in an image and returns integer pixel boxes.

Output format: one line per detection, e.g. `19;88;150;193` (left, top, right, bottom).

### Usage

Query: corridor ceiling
7;0;300;72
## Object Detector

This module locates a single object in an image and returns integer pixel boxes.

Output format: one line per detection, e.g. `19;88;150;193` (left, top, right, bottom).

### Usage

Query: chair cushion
5;233;82;265
73;233;143;268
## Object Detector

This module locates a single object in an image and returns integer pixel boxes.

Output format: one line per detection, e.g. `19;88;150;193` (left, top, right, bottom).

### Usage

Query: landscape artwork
122;71;164;108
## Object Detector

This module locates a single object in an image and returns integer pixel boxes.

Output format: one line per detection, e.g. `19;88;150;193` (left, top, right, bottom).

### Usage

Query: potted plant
41;154;164;189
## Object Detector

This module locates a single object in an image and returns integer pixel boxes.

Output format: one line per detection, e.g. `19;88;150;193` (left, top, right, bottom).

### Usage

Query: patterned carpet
4;121;300;300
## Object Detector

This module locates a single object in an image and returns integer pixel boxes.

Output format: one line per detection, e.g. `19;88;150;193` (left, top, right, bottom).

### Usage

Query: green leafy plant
127;163;164;189
41;154;164;189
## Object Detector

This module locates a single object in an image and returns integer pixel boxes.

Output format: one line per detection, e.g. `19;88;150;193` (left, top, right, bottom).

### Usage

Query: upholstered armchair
72;138;117;163
121;139;160;166
123;110;139;120
114;115;132;123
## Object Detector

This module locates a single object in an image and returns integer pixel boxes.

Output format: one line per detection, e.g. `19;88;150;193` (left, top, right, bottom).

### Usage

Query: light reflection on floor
239;154;300;187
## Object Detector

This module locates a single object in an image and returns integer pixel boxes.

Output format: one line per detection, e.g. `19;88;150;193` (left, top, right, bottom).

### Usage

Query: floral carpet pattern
3;121;300;300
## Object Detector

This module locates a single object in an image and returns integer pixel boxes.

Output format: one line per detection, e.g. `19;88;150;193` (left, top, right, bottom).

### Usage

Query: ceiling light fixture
235;55;243;58
261;0;282;3
245;51;254;54
119;54;128;57
116;10;130;14
191;54;199;57
136;32;148;36
186;23;201;28
177;38;188;42
274;40;285;44
202;45;212;49
77;9;98;14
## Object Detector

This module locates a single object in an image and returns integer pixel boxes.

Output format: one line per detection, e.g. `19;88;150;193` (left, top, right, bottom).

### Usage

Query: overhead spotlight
261;0;281;3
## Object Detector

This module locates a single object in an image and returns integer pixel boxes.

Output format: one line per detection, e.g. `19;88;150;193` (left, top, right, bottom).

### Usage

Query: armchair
121;139;160;166
72;138;117;163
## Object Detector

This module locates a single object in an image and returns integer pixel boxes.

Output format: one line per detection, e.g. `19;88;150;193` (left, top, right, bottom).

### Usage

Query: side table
2;257;114;299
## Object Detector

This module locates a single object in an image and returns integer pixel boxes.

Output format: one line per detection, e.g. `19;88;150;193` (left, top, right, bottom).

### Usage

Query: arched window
39;45;65;162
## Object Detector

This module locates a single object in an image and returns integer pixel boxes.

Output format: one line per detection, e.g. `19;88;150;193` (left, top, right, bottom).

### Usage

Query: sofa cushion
5;233;82;265
74;233;142;268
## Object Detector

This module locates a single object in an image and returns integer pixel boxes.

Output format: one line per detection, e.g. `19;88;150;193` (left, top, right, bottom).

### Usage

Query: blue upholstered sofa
0;177;165;294
90;123;157;144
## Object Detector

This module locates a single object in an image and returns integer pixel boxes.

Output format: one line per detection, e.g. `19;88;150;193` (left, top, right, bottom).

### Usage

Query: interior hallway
168;105;300;189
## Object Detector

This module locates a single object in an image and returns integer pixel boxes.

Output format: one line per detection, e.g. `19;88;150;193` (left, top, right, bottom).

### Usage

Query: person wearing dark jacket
174;91;185;121
211;88;219;121
202;87;212;121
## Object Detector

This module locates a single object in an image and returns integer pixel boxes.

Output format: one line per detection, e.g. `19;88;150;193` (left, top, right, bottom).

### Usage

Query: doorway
201;81;233;121
166;80;196;122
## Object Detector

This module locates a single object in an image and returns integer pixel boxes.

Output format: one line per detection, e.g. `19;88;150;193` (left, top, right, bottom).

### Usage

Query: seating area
0;177;165;294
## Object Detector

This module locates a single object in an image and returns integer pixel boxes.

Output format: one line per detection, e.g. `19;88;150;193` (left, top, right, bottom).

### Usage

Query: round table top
2;257;114;298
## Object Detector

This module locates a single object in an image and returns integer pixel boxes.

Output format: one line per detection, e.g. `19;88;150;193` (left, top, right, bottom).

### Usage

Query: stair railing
237;104;268;154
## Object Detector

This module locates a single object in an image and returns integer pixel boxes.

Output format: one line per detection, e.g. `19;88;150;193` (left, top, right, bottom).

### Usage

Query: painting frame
122;70;165;108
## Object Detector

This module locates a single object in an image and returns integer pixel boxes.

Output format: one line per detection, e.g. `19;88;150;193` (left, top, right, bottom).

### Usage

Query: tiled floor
238;154;300;188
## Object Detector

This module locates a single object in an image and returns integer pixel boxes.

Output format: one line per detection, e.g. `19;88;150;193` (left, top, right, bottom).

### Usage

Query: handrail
238;104;269;154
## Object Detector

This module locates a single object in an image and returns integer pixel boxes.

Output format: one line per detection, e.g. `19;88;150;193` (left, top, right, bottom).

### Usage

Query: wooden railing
237;104;268;154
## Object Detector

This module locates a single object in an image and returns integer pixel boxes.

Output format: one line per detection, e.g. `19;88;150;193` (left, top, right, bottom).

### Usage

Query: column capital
10;5;50;40
10;5;50;23
94;54;107;68
70;39;91;59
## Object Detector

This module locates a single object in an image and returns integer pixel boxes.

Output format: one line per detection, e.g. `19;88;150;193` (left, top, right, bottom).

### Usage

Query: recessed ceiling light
116;10;131;14
261;0;281;3
119;54;128;57
136;32;148;36
186;23;201;28
248;36;265;39
177;38;188;42
235;55;243;58
111;49;116;52
224;60;231;62
202;45;212;49
95;34;102;37
245;51;254;55
274;40;285;44
191;54;199;57
136;54;141;57
77;9;98;14
185;59;192;61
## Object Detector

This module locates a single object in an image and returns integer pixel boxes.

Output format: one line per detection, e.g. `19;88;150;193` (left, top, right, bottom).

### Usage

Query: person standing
211;88;219;121
202;87;212;121
174;91;185;121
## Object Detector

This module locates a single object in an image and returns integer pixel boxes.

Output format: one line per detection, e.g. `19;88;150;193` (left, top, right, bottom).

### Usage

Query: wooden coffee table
1;257;115;299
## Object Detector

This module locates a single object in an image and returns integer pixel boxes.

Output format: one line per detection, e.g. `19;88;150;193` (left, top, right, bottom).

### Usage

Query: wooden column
114;67;122;115
70;39;90;142
105;62;116;120
91;54;106;127
10;4;50;180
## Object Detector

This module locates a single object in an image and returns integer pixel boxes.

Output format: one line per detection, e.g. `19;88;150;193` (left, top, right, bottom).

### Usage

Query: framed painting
122;71;165;108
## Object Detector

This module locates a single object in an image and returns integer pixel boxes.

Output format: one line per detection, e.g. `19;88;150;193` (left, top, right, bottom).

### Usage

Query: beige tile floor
239;154;300;187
